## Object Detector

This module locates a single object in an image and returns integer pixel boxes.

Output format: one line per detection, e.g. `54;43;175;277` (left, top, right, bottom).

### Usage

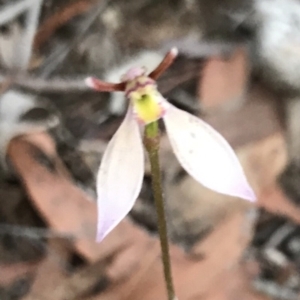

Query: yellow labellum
126;76;164;124
132;92;163;124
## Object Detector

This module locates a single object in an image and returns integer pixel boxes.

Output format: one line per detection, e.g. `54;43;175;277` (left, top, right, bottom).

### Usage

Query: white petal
96;108;144;241
163;104;256;201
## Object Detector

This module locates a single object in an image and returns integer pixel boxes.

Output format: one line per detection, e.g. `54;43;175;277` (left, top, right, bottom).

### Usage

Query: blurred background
1;0;300;299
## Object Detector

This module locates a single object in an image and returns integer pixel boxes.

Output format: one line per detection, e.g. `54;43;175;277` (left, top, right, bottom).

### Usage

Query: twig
0;57;202;93
34;0;98;50
0;0;43;71
0;223;74;239
0;0;37;26
161;35;239;59
265;223;295;249
13;0;43;70
39;0;111;77
13;75;90;91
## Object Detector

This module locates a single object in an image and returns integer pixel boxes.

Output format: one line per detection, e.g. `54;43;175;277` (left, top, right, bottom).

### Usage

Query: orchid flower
85;48;256;242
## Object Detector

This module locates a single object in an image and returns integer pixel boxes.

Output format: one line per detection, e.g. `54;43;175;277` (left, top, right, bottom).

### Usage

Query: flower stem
144;121;176;300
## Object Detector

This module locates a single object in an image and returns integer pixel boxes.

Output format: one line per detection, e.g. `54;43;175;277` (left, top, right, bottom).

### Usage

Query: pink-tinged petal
96;108;144;242
163;104;256;202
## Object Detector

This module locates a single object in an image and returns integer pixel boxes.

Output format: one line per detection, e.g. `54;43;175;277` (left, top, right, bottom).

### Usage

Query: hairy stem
144;121;176;300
